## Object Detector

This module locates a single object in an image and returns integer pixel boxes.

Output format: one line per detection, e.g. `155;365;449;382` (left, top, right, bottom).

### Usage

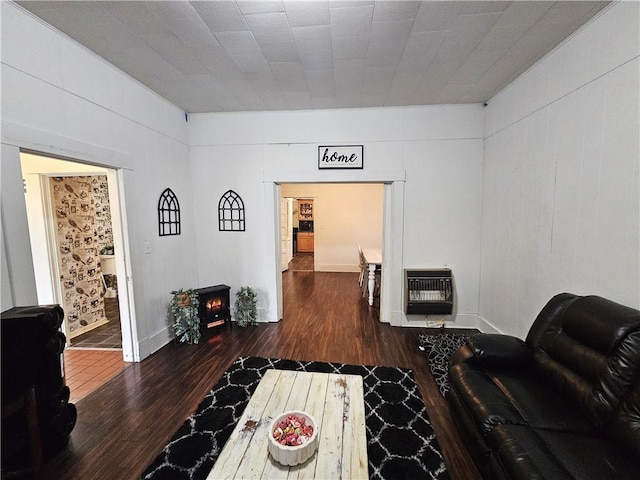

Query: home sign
318;145;363;169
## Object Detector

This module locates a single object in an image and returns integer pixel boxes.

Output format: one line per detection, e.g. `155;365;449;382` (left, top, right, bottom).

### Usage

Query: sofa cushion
446;384;495;475
449;359;526;434
448;294;640;480
466;334;532;368
533;295;640;427
449;344;595;434
487;424;640;480
525;293;578;346
604;378;640;456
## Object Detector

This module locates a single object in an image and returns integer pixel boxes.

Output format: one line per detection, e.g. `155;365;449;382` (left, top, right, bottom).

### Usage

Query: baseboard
474;315;503;334
137;312;502;361
261;307;280;323
139;327;173;360
400;313;501;333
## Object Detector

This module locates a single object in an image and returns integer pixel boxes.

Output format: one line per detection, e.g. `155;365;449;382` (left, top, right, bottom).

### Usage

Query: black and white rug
141;356;449;480
418;332;478;397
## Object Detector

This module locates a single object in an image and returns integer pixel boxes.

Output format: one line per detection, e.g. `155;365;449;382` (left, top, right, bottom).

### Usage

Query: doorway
280;184;384;272
278;182;386;315
264;169;406;325
281;194;316;272
20;151;136;361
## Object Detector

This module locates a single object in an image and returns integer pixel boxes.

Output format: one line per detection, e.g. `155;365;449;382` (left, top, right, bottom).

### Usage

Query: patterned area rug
418;332;478;397
141;356;449;480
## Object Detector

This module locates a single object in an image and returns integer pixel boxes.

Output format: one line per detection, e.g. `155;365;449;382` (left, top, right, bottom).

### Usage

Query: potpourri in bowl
267;411;319;466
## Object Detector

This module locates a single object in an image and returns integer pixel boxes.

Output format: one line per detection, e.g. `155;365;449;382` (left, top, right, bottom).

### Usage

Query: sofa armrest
467;334;533;368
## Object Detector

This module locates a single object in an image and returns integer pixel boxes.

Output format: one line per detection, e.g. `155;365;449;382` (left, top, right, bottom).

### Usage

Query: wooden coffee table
207;369;368;479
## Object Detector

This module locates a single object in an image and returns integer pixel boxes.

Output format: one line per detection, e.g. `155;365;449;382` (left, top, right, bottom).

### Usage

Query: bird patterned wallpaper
93;176;114;251
50;175;109;338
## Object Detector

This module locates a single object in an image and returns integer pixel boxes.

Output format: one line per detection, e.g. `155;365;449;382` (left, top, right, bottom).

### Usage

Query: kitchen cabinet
297;232;314;253
297;199;313;221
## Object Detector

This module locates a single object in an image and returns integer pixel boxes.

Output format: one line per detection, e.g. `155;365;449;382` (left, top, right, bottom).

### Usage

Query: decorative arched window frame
158;188;181;236
218;190;245;232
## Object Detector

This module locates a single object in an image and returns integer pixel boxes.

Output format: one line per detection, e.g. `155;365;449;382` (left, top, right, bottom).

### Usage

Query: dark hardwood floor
45;270;481;480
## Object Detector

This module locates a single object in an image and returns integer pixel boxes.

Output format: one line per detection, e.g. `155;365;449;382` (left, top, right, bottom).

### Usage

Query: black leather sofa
447;293;640;480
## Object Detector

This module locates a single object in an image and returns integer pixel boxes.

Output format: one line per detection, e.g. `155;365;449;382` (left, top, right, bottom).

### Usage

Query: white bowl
267;410;319;466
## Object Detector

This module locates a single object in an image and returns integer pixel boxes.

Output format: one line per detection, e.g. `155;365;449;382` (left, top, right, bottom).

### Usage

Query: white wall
480;2;640;338
281;184;384;272
1;144;38;308
11;0;634;353
1;3;197;359
189;105;485;327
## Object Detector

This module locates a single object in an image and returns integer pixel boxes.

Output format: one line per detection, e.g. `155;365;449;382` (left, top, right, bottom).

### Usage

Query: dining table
361;247;382;306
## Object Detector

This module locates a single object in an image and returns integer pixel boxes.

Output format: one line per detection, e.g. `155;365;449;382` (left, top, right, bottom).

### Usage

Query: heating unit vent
405;269;453;315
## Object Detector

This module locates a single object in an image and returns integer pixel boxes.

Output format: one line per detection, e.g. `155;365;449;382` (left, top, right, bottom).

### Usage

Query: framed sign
318;145;363;169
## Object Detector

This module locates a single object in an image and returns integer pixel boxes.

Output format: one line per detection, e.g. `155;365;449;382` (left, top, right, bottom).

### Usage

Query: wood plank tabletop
207;369;368;479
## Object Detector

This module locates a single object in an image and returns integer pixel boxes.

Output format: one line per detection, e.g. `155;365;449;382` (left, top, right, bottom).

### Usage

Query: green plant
170;289;201;344
234;286;258;327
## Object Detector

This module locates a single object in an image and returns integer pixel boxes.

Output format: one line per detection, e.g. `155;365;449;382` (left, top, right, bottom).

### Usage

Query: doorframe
105;168;139;362
263;170;406;326
280;197;294;272
20;151;139;362
40;177;66;336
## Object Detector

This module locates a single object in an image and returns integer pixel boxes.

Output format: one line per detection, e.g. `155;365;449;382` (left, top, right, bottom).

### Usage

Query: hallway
287;252;314;272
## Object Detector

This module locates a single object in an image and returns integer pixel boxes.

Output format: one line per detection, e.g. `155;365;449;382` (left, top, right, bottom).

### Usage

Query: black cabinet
1;304;76;465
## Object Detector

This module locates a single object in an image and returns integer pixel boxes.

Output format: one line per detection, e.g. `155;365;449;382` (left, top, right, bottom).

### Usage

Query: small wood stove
195;284;231;330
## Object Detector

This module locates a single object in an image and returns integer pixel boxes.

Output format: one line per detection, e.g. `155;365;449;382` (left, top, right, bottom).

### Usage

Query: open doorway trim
263;170;406;326
19;149;139;363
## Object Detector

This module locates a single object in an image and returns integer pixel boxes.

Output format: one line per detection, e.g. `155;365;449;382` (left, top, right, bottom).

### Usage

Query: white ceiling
17;1;609;113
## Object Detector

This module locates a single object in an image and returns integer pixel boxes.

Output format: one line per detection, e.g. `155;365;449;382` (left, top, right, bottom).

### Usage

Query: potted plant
234;286;258;327
100;244;114;255
170;289;201;344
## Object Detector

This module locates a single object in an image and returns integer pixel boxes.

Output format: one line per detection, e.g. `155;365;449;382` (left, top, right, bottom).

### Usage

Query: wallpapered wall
94;175;114;251
50;175;109;338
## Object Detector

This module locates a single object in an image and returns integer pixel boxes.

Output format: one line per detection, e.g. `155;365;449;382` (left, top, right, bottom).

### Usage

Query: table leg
367;264;376;306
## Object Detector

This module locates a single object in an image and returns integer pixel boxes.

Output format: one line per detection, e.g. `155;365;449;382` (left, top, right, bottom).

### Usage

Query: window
218;190;245;231
158;188;181;236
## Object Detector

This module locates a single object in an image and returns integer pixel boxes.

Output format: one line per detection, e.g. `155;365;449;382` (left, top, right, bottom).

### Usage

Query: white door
280;198;293;271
